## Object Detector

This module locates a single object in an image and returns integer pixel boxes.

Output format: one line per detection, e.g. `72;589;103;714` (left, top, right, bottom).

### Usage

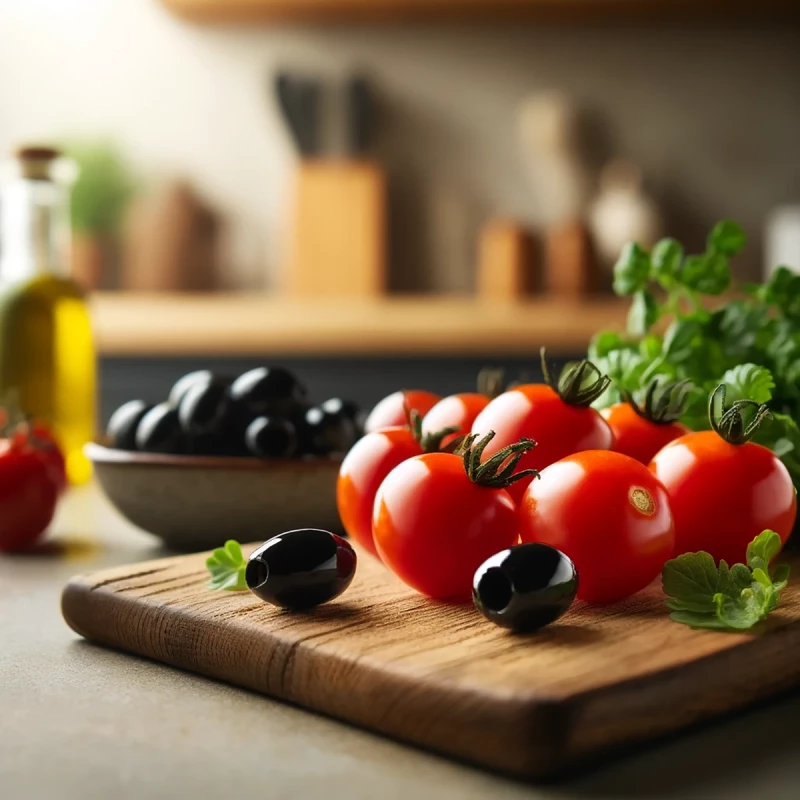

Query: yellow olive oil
0;148;96;484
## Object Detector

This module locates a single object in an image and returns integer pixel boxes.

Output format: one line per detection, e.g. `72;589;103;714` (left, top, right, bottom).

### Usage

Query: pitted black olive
473;543;578;632
246;529;357;610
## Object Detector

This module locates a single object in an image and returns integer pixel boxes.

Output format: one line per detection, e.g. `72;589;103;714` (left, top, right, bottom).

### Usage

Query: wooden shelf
160;0;796;24
92;293;628;357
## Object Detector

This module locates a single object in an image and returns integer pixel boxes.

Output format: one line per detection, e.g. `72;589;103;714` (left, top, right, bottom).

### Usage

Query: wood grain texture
160;0;800;24
62;547;800;778
91;293;628;356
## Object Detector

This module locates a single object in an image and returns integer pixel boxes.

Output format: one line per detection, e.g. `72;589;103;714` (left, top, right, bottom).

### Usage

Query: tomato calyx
459;431;539;488
709;383;772;445
540;347;611;408
476;367;505;399
623;378;692;426
407;408;462;453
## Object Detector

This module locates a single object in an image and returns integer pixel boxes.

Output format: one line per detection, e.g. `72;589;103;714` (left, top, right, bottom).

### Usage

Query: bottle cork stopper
14;145;62;180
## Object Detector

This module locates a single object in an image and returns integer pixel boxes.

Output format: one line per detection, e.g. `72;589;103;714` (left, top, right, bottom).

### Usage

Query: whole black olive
298;406;357;456
245;416;297;458
178;381;231;437
106;400;152;450
135;402;185;454
473;543;578;633
228;367;308;419
168;370;224;407
246;529;357;610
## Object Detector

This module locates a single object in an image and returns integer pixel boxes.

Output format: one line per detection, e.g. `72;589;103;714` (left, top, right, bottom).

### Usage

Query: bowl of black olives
88;367;362;551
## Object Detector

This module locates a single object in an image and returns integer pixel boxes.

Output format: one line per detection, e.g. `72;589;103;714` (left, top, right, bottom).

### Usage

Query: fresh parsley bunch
662;530;790;631
591;221;800;495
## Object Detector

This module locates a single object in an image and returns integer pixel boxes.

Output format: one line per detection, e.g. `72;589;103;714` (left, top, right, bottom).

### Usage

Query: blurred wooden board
91;294;629;356
62;547;800;778
161;0;799;24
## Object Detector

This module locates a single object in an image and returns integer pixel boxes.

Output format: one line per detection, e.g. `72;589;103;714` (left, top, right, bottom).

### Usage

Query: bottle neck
0;175;71;284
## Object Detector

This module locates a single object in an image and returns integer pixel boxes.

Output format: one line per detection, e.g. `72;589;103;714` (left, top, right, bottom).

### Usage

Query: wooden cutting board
61;547;800;778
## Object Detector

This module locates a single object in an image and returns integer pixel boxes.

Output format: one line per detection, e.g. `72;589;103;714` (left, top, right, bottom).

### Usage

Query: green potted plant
64;141;134;290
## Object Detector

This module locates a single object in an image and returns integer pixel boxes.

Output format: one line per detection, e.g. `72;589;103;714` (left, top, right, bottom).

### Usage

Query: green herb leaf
708;220;746;257
651;237;684;287
206;539;249;591
662;530;790;632
613;242;651;296
721;364;776;405
589;330;629;360
627;289;660;336
746;529;783;575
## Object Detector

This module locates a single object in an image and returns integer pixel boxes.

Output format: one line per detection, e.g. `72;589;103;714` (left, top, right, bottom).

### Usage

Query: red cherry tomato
337;426;423;557
364;390;441;434
472;385;615;503
373;452;519;601
518;450;675;604
650;430;796;564
601;403;689;465
421;393;490;448
0;438;59;552
30;423;68;494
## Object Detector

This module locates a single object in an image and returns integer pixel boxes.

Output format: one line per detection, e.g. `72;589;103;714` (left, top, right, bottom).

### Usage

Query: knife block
285;160;386;298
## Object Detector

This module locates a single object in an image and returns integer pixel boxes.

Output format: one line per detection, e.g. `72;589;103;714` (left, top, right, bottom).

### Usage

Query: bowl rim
85;442;342;472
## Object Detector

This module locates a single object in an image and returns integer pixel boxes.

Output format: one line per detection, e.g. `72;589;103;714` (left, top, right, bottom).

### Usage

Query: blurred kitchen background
1;0;799;423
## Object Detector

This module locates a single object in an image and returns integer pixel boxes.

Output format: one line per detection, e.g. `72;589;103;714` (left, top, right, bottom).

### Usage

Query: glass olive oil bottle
0;147;95;484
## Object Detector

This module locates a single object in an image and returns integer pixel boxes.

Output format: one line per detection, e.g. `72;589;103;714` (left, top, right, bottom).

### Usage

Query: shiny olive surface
168;370;223;407
229;367;308;420
473;544;578;632
245;529;357;610
135;403;185;454
299;407;357;455
106;400;152;451
245;416;297;458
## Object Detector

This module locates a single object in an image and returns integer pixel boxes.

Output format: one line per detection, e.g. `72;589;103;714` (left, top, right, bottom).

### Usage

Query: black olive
473;543;578;633
297;406;356;456
106;400;152;450
135;402;185;454
246;529;357;610
228;367;308;419
178;381;231;437
245;416;297;458
320;397;360;420
168;370;220;407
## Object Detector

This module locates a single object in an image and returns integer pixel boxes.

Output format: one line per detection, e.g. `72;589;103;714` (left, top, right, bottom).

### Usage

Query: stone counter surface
2;485;800;800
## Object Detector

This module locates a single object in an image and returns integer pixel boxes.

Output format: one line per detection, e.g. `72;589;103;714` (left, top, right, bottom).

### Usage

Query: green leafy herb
206;539;248;591
662;530;790;631
593;221;800;508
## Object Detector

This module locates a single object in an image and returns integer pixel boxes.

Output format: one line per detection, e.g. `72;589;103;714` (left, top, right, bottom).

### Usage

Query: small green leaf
746;529;782;574
662;319;703;363
714;589;762;630
721;364;775;405
662;551;720;614
662;530;790;633
627;289;660;336
639;334;662;360
708;220;746;257
205;539;249;591
613;242;651;296
651;237;684;286
589;330;627;360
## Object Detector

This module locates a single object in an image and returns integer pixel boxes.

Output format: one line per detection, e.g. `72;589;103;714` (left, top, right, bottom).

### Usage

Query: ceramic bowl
86;443;343;552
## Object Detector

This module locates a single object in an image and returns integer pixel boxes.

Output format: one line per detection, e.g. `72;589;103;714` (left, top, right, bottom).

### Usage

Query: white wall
1;1;798;289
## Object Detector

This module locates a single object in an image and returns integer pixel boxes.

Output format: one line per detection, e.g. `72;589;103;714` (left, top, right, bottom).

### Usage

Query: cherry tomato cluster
0;416;66;552
338;354;797;625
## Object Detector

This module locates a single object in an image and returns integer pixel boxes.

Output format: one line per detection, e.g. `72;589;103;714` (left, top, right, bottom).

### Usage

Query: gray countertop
2;485;800;800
